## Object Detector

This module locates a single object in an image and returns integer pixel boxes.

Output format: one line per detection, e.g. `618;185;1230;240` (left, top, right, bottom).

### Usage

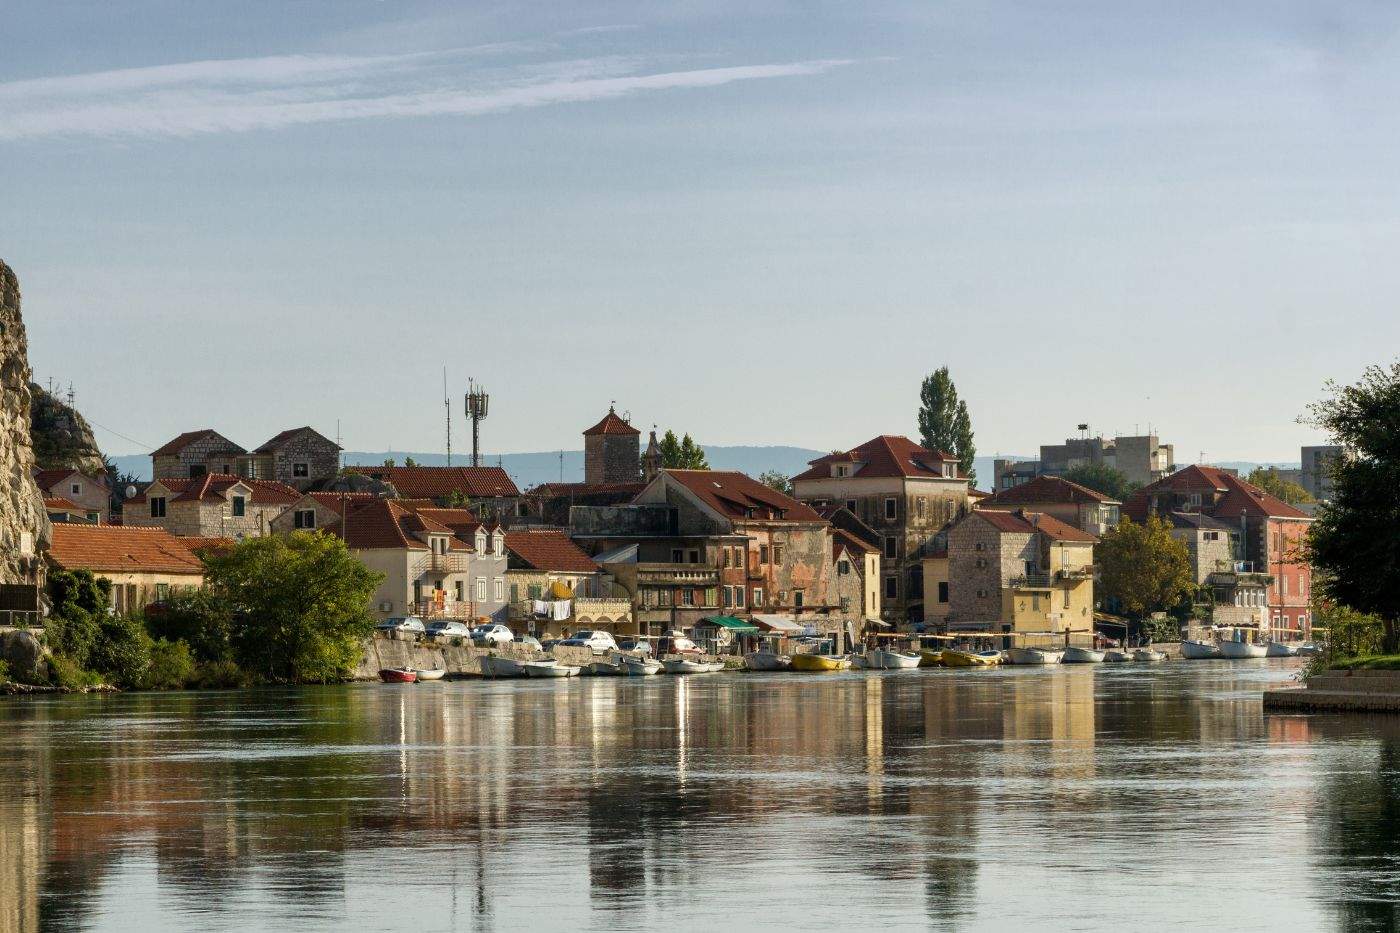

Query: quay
1264;669;1400;713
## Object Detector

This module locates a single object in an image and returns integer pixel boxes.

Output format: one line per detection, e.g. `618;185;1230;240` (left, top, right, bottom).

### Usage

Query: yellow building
46;524;205;613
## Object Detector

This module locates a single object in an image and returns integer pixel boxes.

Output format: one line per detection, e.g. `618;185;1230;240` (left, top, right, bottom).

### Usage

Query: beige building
831;529;880;621
504;529;631;635
976;475;1120;537
33;468;109;523
125;474;300;538
47;524;205;614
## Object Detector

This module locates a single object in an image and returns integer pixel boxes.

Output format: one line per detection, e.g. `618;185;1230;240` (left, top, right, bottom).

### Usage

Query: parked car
617;637;654;657
516;634;543;651
427;620;472;637
558;630;619;653
656;631;701;655
470;623;515;646
376;616;426;634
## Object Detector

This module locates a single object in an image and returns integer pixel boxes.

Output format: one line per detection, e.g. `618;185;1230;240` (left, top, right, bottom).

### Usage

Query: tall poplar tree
918;367;977;482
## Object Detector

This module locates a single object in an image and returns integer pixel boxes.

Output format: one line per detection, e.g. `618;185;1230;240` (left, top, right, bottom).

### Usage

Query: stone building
0;258;49;610
1164;511;1237;584
791;435;971;626
125;474;301;538
583;407;641;486
46;524;205;614
237;426;340;489
343;465;521;522
831;529;880;621
976;475;1120;537
151;429;246;480
269;491;385;535
33;467;110;523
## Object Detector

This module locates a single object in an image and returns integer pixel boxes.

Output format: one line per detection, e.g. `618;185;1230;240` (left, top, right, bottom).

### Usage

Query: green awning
701;615;760;633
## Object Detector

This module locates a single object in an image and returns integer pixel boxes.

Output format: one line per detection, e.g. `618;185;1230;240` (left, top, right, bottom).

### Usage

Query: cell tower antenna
443;368;452;468
465;379;490;468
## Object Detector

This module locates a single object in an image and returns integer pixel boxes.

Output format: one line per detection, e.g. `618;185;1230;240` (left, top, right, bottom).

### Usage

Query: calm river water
2;661;1398;932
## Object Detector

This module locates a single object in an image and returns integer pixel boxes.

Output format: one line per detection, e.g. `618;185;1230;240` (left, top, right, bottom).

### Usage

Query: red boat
379;667;418;684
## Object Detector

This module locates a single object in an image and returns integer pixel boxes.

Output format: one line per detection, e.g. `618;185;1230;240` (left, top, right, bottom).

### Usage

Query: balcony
415;552;472;574
1009;572;1052;589
1056;566;1095;583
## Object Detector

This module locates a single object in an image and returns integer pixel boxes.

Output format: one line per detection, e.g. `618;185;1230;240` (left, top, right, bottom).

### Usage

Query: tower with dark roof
642;429;662;482
582;406;641;486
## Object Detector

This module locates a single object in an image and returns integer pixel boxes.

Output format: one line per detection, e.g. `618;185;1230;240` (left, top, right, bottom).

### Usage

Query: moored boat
379;667;417;683
1181;640;1221;660
585;658;626;675
868;648;921;670
481;655;527;678
622;656;663;676
1217;639;1267;659
1134;647;1166;662
918;649;945;668
1102;649;1133;662
744;649;791;671
791;653;851;672
662;657;708;674
1265;641;1299;658
850;653;869;670
1005;647;1064;665
1297;643;1322;657
941;649;1000;668
523;659;581;677
1061;646;1105;663
414;668;446;681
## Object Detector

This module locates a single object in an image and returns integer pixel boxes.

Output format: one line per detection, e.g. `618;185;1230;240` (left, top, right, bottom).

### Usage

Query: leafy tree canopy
1099;514;1195;620
1245;467;1313;505
1063;463;1140;502
657;429;709;470
917;367;976;483
758;470;791;495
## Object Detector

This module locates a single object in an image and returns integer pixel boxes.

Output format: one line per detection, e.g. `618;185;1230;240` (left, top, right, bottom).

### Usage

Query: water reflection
2;662;1396;931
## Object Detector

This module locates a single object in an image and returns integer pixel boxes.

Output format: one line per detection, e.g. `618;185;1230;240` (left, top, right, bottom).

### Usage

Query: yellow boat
791;653;851;672
940;649;1001;668
918;649;945;668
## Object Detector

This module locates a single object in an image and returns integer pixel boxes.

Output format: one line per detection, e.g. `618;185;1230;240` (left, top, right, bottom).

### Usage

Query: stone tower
0;258;50;590
642;429;662;482
582;406;641;486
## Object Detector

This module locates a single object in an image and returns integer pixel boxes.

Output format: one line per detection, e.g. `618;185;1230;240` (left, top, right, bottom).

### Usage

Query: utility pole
444;368;452;468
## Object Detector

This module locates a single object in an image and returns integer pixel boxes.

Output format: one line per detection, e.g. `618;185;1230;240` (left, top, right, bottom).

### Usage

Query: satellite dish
125;484;137;499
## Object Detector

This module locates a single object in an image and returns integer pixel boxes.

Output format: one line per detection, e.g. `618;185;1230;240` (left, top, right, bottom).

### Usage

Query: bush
0;659;9;684
87;614;152;689
146;590;235;664
136;638;195;690
48;654;101;690
192;658;250;690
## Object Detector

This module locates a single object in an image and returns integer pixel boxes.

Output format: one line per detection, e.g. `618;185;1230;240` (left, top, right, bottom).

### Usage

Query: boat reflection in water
2;660;1392;931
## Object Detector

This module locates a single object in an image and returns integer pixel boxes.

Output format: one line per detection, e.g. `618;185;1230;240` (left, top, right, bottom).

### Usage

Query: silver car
376;616;426;634
427;620;472;637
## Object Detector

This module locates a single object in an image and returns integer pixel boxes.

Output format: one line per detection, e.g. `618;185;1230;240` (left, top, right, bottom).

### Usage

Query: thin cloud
0;47;853;141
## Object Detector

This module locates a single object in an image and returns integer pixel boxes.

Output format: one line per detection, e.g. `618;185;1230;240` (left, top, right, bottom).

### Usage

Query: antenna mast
465;379;490;468
444;368;452;468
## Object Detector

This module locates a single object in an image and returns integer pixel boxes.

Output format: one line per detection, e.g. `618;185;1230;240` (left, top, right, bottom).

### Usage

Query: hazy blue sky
3;2;1392;463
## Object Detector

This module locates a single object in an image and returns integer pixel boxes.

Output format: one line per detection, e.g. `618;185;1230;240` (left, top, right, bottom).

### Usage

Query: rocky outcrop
0;259;50;588
29;381;106;476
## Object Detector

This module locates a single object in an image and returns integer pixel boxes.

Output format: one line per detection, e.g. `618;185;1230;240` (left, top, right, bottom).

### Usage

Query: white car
470;623;515;646
559;630;619;653
376;616;426;634
427;620;472;637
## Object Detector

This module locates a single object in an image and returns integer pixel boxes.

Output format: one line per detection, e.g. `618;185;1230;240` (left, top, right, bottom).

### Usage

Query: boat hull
744;652;790;672
1217;641;1268;659
791;654;851;672
942;649;999;668
585;660;625;676
1181;640;1221;660
1062;646;1105;663
379;668;417;683
414;668;446;681
918;649;945;668
1265;641;1299;657
622;658;663;676
1134;648;1166;662
868;649;921;670
482;656;527;678
1102;649;1133;662
1005;647;1064;665
524;660;580;677
663;658;707;674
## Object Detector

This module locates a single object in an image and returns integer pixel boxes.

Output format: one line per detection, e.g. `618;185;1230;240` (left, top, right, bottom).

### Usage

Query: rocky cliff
30;381;106;476
0;259;51;588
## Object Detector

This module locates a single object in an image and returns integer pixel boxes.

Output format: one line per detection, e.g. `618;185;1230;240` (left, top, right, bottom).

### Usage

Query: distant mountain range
107;448;1300;491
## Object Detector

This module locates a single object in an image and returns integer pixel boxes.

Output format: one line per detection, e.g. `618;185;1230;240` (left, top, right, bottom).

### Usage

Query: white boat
867;648;921;670
523;659;581;677
1266;641;1300;658
663;657;708;674
1180;640;1221;660
481;655;527;678
850;653;869;670
1103;649;1133;663
744;650;791;672
622;656;663;676
705;660;727;672
414;668;446;681
1298;643;1322;657
585;658;626;675
1134;648;1166;662
1217;639;1268;659
1005;647;1064;665
1061;646;1105;664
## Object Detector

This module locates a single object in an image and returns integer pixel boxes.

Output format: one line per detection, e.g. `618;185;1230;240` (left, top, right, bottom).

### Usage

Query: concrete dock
1264;668;1400;713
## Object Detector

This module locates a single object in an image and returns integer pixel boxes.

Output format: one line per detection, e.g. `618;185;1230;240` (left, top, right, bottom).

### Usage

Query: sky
2;1;1394;464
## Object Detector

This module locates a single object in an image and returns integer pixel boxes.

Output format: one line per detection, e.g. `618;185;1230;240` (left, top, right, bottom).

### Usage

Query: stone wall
352;633;600;679
0;260;50;590
153;432;243;480
584;432;640;486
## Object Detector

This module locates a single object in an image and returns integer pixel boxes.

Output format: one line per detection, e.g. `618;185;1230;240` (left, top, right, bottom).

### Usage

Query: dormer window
835;465;849;477
231;495;247;517
475;530;487;552
492;532;504;555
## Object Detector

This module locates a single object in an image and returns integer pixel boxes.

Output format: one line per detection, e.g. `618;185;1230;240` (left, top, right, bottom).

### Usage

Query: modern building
791;435;971;626
46;524;205;614
994;432;1174;491
1299;445;1347;501
1123;464;1313;641
975;475;1120;536
124;474;301;538
33;467;109;523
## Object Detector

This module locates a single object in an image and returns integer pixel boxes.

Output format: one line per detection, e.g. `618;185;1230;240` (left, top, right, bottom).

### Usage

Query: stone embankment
1264;669;1400;713
354;633;601;679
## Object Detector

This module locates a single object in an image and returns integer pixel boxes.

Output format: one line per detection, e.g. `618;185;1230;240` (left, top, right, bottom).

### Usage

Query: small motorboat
622;656;663;676
704;660;727;673
585;658;626;676
868;648;921;670
663;657;708;674
941;649;1000;668
523;658;581;677
1298;643;1323;657
791;654;851;672
1217;639;1267;659
1266;641;1300;658
414;668;446;681
1181;640;1221;660
918;649;945;668
379;667;417;683
1061;646;1105;664
744;649;791;671
1103;649;1133;662
850;653;869;670
1134;648;1167;662
1005;647;1064;665
481;655;527;678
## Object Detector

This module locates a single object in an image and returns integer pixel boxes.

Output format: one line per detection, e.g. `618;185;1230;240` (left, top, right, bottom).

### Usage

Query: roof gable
506;530;599;573
150;429;245;458
980;475;1118;507
253;426;339;454
583;408;640;436
661;470;826;523
792;435;962;482
343;465;520;499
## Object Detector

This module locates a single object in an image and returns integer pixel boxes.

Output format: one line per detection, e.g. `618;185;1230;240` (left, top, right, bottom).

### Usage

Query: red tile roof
253;426;338;454
506;530;599;573
583;408;640;436
34;467;106;490
43;497;89;513
661;470;826;523
330;499;485;551
343;466;520;499
303;491;380;516
129;475;301;506
181;536;237;557
150;429;244;458
48;525;205;575
832;528;876;557
792;435;962;483
528;482;646;498
974;508;1098;543
979;475;1118;508
1123;465;1310;522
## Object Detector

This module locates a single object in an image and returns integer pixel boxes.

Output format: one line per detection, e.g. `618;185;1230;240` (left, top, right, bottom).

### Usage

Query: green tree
1245;467;1313;505
757;470;792;495
1099;514;1195;619
657;429;709;469
203;532;383;683
1064;463;1139;502
403;456;419;467
146;588;236;664
44;568;110;669
917;367;976;482
381;458;396;468
444;489;471;509
87;614;152;688
1306;362;1400;652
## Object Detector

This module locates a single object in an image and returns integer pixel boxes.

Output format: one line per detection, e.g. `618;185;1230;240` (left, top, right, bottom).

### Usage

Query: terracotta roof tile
48;525;205;575
343;466;520;499
792;435;962;482
582;408;640;436
34;467;105;490
661;470;826;523
980;475;1118;508
505;530;599;573
43;497;89;513
181;536;237;557
1123;465;1310;523
129;475;301;506
150;429;245;458
974;508;1098;543
832;528;876;557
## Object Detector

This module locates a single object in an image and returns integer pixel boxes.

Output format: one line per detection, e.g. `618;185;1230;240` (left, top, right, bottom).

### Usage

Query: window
294;508;316;529
838;559;851;576
836;465;849;477
884;497;897;520
150;497;167;518
293;462;309;478
688;549;700;564
884;577;898;600
1063;589;1070;608
231;495;246;517
723;586;732;608
681;589;694;607
752;587;764;607
975;542;984;552
413;581;422;604
771;544;784;564
975;558;986;569
456;581;465;602
938;582;949;603
672;548;684;563
476;578;487;601
884;537;897;559
977;588;988;599
760;545;770;564
71;483;81;495
659;588;673;607
189;465;206;478
794;590;804;609
155;583;169;601
917;497;926;519
85;511;99;523
735;587;745;608
494;578;504;601
723;548;732;568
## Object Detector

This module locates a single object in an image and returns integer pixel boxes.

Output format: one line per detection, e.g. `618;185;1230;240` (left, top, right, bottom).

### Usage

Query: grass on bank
1328;655;1400;671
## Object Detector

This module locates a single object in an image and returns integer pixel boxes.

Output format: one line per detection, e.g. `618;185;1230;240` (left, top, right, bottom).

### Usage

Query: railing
1009;572;1052;589
1056;566;1095;582
415;552;472;574
414;599;476;619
